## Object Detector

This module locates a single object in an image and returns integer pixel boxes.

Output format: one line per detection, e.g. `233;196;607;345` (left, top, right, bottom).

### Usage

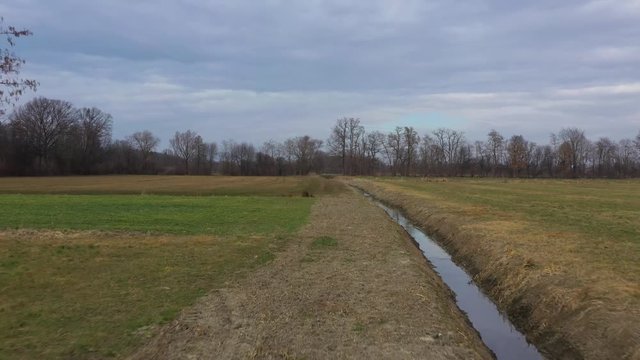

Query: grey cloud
4;0;640;145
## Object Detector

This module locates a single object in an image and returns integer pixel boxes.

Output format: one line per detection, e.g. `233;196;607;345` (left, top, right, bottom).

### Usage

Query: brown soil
129;191;493;359
349;178;640;360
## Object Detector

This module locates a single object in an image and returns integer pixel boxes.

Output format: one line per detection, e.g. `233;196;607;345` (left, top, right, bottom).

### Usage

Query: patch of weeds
352;322;365;334
301;254;316;263
311;236;338;249
256;251;276;265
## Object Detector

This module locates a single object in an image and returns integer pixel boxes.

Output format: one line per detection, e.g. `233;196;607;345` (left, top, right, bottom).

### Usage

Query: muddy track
349;178;640;360
130;191;493;359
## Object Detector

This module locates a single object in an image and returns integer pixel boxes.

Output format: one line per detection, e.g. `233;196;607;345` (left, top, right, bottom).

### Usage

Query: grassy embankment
352;177;640;359
0;176;339;359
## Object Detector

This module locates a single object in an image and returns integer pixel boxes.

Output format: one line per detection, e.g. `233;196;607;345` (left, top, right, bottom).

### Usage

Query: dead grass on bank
349;178;640;360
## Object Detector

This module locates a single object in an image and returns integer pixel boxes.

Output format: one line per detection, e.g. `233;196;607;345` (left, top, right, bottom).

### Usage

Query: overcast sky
3;0;640;145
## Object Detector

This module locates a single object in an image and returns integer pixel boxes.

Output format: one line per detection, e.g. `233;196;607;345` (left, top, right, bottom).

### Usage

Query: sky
2;0;640;146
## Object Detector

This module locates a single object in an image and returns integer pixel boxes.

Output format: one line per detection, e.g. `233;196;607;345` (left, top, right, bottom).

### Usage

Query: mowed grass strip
0;194;314;359
0;195;313;235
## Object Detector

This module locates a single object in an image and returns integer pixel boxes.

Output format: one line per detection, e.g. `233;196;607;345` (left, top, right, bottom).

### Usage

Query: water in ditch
366;194;543;360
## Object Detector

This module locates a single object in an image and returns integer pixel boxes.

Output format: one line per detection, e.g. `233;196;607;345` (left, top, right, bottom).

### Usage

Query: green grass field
0;195;313;235
0;177;331;359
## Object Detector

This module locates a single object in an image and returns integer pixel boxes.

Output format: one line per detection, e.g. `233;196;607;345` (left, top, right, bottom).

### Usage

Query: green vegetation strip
0;195;314;235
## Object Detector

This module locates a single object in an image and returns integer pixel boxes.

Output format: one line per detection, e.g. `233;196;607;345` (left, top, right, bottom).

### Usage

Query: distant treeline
1;97;639;178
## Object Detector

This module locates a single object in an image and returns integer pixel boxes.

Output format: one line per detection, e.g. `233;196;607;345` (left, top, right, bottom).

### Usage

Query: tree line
327;118;640;178
0;97;326;176
1;98;639;178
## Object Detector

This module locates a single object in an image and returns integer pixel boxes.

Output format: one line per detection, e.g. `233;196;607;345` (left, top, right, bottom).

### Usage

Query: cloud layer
4;0;640;144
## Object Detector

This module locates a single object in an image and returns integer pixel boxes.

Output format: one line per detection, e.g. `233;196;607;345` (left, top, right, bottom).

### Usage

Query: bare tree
386;127;405;176
507;135;528;177
128;130;160;172
1;18;37;116
291;135;323;175
432;128;465;175
219;140;256;175
328;117;363;175
594;137;617;177
617;139;637;177
10;97;76;173
364;131;385;175
170;130;199;174
403;127;420;176
558;128;589;177
74;107;112;173
486;130;504;176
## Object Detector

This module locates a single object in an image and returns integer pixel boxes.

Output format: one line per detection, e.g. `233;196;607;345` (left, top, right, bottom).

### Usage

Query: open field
350;177;640;359
0;175;343;196
0;177;324;359
0;175;500;360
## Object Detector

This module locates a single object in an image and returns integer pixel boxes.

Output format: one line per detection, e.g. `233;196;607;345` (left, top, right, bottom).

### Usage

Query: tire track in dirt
129;191;492;359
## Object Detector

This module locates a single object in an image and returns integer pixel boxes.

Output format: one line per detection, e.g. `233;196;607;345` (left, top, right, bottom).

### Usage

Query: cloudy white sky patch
3;0;639;145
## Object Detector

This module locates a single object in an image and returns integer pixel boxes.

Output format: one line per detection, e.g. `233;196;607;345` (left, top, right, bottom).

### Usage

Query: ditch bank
349;178;640;360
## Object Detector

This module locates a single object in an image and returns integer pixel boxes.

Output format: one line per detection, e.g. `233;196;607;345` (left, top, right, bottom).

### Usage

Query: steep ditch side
349;179;640;360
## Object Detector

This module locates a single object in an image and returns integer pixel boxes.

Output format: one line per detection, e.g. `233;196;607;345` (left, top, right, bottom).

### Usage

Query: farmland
0;175;493;360
1;175;639;359
0;177;323;359
350;177;640;359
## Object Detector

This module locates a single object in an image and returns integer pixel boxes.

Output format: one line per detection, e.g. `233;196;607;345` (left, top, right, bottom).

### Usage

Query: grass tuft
311;236;338;248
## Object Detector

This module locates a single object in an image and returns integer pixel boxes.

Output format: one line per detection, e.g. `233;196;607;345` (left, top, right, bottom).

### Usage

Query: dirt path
130;191;492;359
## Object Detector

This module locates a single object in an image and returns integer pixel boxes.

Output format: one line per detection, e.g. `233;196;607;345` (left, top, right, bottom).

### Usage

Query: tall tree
1;18;37;116
328;117;363;175
594;137;617;177
486;129;504;176
558;128;589;177
73;107;112;174
170;130;199;174
386;127;405;176
403;127;420;176
507;135;528;177
291;135;323;175
128;130;160;173
10;97;76;173
432;128;465;175
364;131;384;175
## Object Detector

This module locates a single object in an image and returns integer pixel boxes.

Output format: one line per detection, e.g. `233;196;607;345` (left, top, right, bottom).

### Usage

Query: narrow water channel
365;193;543;360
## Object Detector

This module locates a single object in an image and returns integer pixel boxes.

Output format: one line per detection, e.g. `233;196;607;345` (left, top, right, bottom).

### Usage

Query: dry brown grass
0;175;344;196
349;177;640;360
